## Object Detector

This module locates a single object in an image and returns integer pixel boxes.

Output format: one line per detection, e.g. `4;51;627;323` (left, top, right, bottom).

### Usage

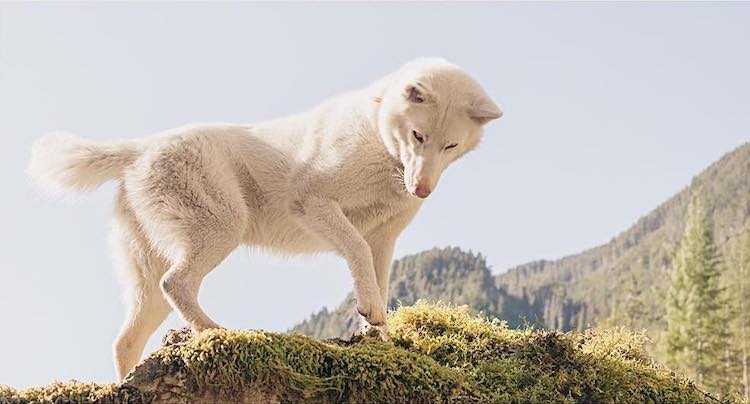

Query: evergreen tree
666;194;730;393
725;228;750;399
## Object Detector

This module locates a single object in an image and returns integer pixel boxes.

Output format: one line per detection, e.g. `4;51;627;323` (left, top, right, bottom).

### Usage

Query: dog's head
376;58;502;199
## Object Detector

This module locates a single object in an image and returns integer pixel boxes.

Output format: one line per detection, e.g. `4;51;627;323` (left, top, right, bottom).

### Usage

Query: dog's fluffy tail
28;132;142;196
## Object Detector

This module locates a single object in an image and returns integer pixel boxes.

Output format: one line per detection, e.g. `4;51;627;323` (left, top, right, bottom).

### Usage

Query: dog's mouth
392;163;409;193
402;177;419;198
401;183;414;197
393;162;427;199
403;180;424;199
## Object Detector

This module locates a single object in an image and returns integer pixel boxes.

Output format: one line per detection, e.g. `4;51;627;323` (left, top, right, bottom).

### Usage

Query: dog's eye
407;86;425;103
412;130;424;144
444;143;458;151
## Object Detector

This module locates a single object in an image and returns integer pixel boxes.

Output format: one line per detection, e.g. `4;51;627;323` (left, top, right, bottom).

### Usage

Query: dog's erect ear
404;82;427;103
469;96;503;125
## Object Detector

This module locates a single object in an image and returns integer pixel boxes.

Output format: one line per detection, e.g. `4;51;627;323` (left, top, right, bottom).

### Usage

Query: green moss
0;381;143;404
152;327;469;402
389;301;718;403
0;301;721;403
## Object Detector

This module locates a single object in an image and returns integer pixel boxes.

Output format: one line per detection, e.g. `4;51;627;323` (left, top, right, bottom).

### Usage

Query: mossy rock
0;301;722;403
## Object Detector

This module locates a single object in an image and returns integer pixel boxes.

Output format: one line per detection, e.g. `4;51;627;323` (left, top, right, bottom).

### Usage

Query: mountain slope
292;141;750;339
496;141;750;333
291;247;504;338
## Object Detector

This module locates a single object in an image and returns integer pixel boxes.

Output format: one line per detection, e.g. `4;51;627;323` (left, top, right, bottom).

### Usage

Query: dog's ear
404;82;429;103
469;96;503;125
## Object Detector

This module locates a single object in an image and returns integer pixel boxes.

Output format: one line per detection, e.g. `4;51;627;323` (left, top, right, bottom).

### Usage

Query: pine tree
725;228;750;399
666;194;730;393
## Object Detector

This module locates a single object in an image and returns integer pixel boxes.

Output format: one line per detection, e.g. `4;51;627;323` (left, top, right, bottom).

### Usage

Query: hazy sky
1;2;748;388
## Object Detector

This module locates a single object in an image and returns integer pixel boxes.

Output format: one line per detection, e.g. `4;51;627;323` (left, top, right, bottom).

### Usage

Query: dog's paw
354;319;370;337
355;305;386;326
354;320;390;341
355;288;386;326
191;320;224;333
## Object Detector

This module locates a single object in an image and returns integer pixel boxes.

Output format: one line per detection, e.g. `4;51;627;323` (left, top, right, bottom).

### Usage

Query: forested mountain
291;247;504;339
291;140;750;348
496;141;750;335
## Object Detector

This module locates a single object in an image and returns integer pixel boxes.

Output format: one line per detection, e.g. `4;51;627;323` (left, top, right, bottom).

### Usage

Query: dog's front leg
366;232;396;312
365;209;418;312
358;234;396;338
292;196;385;326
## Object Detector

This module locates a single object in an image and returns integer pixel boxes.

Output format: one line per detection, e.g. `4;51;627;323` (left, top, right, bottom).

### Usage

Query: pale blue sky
1;2;748;388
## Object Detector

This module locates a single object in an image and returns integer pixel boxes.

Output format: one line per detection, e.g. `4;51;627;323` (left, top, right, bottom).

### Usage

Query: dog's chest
337;165;417;233
341;192;417;236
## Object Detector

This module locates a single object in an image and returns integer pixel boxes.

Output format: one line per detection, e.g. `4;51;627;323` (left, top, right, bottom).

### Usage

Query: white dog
28;58;502;379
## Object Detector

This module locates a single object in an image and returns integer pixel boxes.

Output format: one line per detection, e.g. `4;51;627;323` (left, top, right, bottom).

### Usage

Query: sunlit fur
27;58;502;380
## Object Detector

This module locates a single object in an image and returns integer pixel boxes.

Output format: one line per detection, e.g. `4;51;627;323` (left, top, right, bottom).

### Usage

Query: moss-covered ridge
0;301;720;403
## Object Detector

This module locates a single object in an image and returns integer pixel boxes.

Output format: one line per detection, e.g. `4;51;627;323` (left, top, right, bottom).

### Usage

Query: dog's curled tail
28;132;142;196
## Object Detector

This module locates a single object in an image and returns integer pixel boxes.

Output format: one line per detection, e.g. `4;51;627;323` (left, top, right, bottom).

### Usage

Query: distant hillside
496;141;750;334
292;142;750;339
292;247;506;338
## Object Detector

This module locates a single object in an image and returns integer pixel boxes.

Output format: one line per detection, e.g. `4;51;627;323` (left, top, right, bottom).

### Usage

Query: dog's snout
414;182;432;198
415;185;431;198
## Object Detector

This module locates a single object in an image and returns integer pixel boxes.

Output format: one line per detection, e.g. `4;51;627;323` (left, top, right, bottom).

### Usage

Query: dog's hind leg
123;135;248;333
114;279;171;380
158;221;243;332
111;189;171;380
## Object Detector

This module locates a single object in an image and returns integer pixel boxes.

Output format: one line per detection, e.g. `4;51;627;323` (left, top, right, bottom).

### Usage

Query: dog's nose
414;183;432;198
